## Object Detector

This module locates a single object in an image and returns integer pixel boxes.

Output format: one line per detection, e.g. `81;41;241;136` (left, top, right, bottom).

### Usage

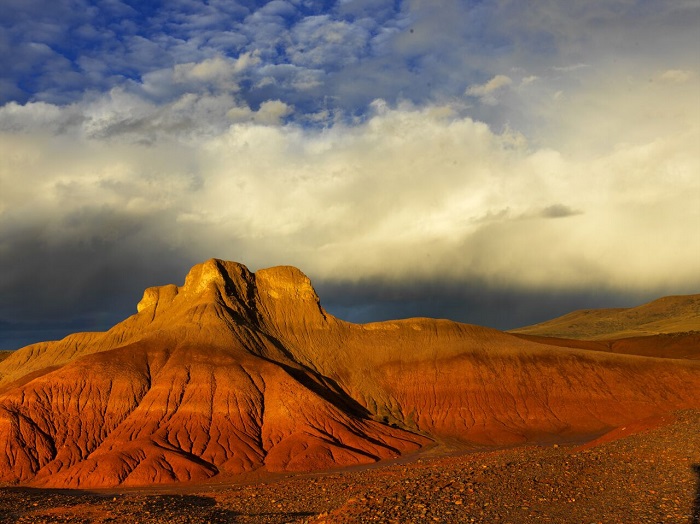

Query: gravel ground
2;410;698;524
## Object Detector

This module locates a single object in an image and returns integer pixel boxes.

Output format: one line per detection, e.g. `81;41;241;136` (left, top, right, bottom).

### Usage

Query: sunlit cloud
2;94;697;294
0;0;698;347
659;69;695;83
465;75;513;105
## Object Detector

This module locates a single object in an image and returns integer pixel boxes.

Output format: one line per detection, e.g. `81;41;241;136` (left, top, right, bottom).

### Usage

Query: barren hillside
1;259;698;489
510;294;700;339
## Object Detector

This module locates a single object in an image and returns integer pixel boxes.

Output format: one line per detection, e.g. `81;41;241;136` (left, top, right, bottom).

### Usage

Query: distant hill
0;351;11;363
509;294;700;340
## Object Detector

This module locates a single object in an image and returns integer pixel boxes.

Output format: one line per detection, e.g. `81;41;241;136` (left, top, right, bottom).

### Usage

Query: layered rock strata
1;259;698;488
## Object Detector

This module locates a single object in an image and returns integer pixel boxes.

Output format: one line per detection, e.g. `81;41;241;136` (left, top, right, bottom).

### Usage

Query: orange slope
0;259;698;487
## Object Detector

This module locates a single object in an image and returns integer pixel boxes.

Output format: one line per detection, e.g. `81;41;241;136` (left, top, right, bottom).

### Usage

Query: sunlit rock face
1;259;698;488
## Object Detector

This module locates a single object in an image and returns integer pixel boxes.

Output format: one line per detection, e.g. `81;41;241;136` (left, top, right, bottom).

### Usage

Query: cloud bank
0;0;699;347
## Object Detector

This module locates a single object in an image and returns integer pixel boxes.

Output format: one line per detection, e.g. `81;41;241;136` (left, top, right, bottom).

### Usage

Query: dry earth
1;409;698;523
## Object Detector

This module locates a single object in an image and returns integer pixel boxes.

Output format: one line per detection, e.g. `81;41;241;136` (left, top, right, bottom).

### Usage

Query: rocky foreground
2;409;698;524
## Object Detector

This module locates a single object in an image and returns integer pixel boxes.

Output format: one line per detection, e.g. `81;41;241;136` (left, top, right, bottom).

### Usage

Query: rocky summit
1;259;698;488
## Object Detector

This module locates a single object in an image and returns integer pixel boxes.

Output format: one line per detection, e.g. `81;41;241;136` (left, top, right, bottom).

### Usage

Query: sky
1;0;699;349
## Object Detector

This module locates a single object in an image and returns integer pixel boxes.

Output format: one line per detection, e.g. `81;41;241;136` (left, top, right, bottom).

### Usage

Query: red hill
1;259;698;488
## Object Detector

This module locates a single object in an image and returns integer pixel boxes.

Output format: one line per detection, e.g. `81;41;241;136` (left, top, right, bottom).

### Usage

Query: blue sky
1;0;699;348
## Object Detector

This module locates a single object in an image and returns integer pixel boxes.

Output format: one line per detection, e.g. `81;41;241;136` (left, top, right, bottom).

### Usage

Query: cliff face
1;259;698;488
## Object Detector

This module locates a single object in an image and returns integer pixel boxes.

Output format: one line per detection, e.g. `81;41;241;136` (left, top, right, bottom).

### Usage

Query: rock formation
1;259;698;488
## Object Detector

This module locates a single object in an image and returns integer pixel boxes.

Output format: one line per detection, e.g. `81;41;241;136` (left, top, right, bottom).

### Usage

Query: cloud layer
1;1;699;347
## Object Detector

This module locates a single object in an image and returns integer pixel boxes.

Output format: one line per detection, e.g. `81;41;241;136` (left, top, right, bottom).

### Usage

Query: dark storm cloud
539;204;582;219
0;207;202;349
315;277;652;331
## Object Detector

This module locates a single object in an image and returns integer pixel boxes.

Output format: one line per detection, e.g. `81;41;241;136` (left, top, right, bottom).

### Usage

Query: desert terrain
1;259;698;522
509;293;700;340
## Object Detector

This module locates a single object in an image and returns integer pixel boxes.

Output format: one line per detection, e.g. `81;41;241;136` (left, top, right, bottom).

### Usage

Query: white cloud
172;52;260;85
257;0;296;18
288;16;372;68
1;94;697;295
465;75;513;105
552;63;589;73
520;75;538;87
138;53;263;102
253;64;325;91
174;56;234;83
659;69;695;83
226;99;293;125
0;101;83;133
